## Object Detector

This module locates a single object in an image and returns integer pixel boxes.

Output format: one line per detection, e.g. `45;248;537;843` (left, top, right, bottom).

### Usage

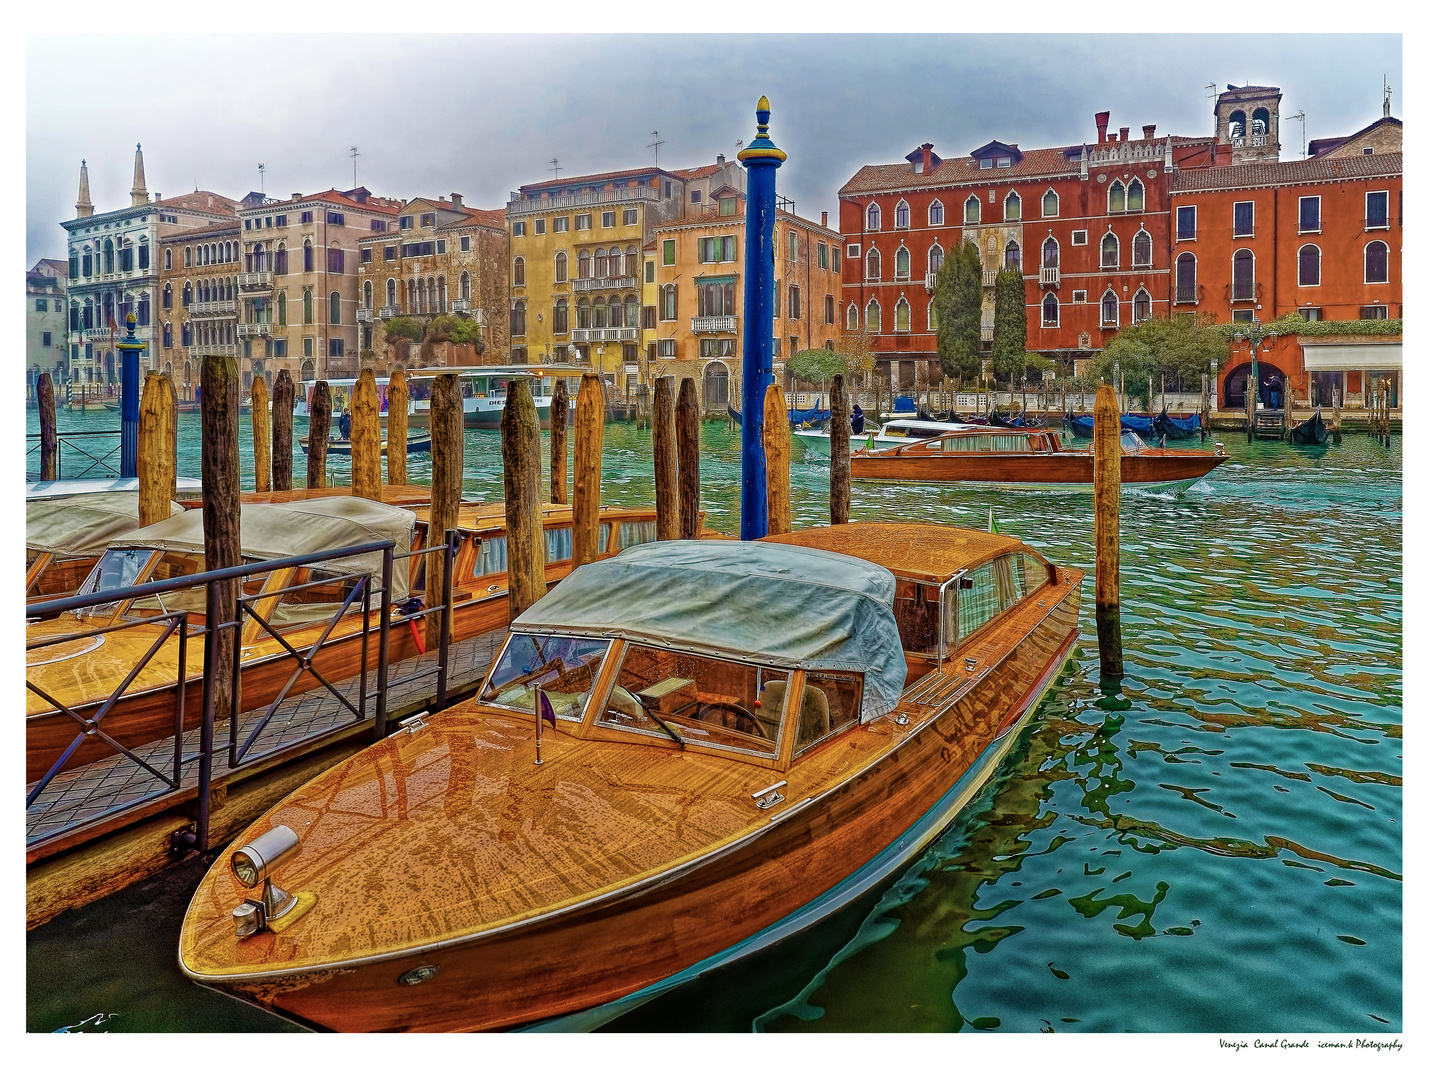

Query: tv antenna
258;163;265;194
549;158;562;180
1288;110;1307;157
648;130;666;166
350;145;360;188
1382;75;1392;117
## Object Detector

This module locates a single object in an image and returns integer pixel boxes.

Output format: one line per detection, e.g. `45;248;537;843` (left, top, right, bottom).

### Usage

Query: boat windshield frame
478;632;617;723
1120;430;1151;453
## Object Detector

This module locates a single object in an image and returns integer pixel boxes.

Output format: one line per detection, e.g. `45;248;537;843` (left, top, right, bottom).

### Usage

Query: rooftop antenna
350;145;360;188
258;163;265;194
648;130;666;166
1289;110;1307;157
1382;75;1392;117
549;158;562;180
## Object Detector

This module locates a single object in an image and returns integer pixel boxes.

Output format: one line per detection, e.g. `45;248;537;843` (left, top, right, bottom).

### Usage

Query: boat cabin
26;492;184;604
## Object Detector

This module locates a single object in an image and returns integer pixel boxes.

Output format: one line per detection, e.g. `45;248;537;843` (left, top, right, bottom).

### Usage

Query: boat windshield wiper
631;698;685;748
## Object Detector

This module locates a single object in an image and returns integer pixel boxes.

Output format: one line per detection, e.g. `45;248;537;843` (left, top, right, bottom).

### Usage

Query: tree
1083;314;1229;409
934;240;982;382
383;316;425;344
426;313;483;347
989;267;1027;390
786;348;845;386
833;326;876;384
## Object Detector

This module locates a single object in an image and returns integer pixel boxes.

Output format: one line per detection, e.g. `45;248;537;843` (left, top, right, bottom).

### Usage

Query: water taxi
295;364;583;431
850;427;1227;492
178;525;1081;1031
793;417;984;457
297;433;432;457
26;491;185;605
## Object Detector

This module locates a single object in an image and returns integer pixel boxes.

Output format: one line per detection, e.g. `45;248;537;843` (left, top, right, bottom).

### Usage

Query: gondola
1154;408;1203;441
1065;411;1159;439
298;433;431;457
987;409;1028;428
1287;408;1330;447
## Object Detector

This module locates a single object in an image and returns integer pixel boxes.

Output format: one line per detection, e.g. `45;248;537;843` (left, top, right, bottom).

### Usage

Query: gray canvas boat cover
27;492;186;556
513;540;907;721
105;496;415;597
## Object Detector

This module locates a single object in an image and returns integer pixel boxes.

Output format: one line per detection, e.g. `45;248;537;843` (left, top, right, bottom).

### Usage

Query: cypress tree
935;240;982;382
990;267;1028;391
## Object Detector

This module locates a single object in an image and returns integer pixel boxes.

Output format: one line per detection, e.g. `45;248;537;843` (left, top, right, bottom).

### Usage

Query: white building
26;258;69;398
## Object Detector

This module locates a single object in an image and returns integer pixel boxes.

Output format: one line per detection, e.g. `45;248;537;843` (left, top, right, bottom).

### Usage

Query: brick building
157;220;241;400
26;258;69;399
359;194;509;369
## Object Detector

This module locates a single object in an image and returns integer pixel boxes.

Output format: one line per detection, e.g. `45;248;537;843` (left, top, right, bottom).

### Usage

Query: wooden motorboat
26;491;185;604
178;527;1082;1031
27;476;205;500
26;497;417;784
850;427;1227;492
297;433;432;457
793;417;984;457
176;484;439;511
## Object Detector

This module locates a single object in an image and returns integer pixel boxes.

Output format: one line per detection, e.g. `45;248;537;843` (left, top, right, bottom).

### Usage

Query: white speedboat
793;418;986;456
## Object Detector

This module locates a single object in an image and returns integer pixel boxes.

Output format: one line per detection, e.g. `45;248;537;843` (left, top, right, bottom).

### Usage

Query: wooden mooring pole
251;375;270;494
305;381;331;489
573;373;605;567
138;371;175;526
387;368;409;487
426;373;462;649
829;374;851;525
351;370;382;501
549;376;569;504
502;379;548;621
653;376;679;541
271;370;294;491
677;377;701;539
200;354;242;725
1093;384;1123;679
37;372;57;481
763;383;791;537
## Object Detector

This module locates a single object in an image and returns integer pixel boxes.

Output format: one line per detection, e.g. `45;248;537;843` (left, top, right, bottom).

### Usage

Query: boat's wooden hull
183;575;1082;1031
851;449;1224;490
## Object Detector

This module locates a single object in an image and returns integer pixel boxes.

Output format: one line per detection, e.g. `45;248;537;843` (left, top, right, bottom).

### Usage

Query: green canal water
26;411;1402;1034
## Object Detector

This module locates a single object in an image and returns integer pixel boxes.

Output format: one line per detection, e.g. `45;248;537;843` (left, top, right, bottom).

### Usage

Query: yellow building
505;157;746;388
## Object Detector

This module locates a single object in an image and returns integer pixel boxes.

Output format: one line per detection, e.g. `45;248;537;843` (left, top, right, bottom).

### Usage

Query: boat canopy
764;524;1028;586
106;496;415;597
513;540;907;721
27;492;185;556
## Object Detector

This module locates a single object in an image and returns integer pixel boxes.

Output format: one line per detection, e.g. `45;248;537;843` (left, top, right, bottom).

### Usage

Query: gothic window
866;247;880;281
1004;241;1021;270
303;288;313;324
928;243;944;276
894;200;910;229
278;291;287;326
846;302;858;330
1004;192;1021;221
163;283;172;309
895;246;910;280
460;271;470;299
865;298;880;333
660;284;677;321
866;203;880;230
1133;288;1151;323
894;297;910;332
1101;290;1119;326
182;281;192;306
964;195;980;224
163;322;173;348
1365;240;1389;284
928;200;944;226
927;301;938;330
363;280;373;308
1042;293;1059;327
1132;230;1152;268
1127;179;1144;212
1101;233;1119;270
303;240;313;272
1108;181;1126;214
1042;237;1059;268
274;246;288;275
386;279;397;307
1042;189;1059;217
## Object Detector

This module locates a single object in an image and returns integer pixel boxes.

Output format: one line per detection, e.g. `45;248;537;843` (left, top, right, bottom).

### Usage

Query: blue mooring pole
737;96;785;540
116;310;143;477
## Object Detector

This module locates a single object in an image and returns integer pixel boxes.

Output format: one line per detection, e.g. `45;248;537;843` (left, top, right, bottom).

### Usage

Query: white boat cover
104;496;415;597
513;540;907;721
27;492;185;556
26;476;204;499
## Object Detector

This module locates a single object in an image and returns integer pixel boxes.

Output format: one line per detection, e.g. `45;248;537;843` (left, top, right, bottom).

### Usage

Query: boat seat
755;680;830;743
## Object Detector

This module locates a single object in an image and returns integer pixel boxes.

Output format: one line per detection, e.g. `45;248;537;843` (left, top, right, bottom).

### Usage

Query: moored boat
850;427;1227;491
177;527;1082;1031
793;417;984;456
1066;410;1160;439
297;433;432;457
1287;408;1330;447
1154;408;1203;441
26;491;185;604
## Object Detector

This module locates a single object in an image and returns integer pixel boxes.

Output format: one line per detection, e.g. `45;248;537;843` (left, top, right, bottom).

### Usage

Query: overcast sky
25;31;1402;267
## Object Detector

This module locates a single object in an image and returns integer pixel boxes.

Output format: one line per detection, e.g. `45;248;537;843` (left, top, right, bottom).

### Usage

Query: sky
23;28;1403;268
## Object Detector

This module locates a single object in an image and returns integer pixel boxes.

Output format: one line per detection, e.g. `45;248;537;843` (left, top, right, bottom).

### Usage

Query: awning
1301;342;1402;371
693;274;737;285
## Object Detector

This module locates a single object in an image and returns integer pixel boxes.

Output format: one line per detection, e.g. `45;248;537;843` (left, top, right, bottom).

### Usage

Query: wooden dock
26;627;506;929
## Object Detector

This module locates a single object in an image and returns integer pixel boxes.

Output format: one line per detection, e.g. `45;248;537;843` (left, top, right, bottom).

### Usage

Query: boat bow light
230;824;304;938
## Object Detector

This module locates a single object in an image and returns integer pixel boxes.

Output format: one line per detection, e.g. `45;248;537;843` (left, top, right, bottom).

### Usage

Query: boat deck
26;627;507;860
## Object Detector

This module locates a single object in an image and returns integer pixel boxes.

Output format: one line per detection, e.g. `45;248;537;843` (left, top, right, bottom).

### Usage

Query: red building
838;85;1402;409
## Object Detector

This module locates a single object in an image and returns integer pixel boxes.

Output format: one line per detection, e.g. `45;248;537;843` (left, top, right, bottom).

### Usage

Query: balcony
507;186;659;216
238;271;273;290
982;271;998;287
377;306;399;319
572;275;640;293
572;327;639;343
186;344;238;358
357;307;373;322
237;322;272;337
449;298;471;314
925;270;939;291
980;316;994;343
1039;266;1060;287
691;315;737;334
190;299;237;316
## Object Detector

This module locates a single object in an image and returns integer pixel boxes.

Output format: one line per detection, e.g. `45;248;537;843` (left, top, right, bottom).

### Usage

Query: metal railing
187;344;238;358
691;315;737;333
190;300;238;316
26;429;121;480
572;275;640;293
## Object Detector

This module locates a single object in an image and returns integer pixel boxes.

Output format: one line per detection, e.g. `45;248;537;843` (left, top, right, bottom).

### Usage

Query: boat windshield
480;634;611;720
1120;431;1150;453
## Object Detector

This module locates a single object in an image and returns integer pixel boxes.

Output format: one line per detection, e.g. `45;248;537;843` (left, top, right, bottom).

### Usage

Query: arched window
1004;241;1021;270
183;246;192;268
274;245;287;275
1004;191;1021;221
625;245;638;278
511;300;527;336
625;295;639;327
894;297;910;332
593;249;607;278
1042;293;1059;327
660;284;677;321
928;200;944;226
964;195;980;224
386;279;396;307
513;257;525;286
1298;245;1320;287
865;247;880;281
1042;237;1059;268
438;277;447;310
1101;290;1119;327
895;246;910;280
1176;252;1197;303
162;283;172;309
1133;288;1151;323
894;200;910;229
163;322;173;348
866;202;880;230
1128;179;1144;212
1233;248;1254;300
303;288;313;324
1132;229;1152;267
460;271;470;299
1365;241;1389;284
1229;110;1247;141
362;280;373;309
1108;181;1126;214
181;321;192;346
1252;108;1270;138
1101;233;1119;270
554;251;568;283
164;248;172;271
554;298;568;334
846;302;858;330
865;298;880;333
1042;189;1059;217
577;298;591;329
103;238;114;274
578;250;590;280
181;280;192;306
592;296;608;328
303;240;313;273
928;243;944;277
278;290;287;326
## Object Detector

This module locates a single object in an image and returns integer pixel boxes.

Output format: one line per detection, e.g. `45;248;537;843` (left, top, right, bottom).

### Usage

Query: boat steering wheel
697;701;768;738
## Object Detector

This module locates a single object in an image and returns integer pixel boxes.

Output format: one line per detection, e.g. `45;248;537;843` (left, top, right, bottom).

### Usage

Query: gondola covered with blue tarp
1154;409;1202;441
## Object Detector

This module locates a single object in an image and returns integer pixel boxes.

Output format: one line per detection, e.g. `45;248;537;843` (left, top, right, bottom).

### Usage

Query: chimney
922;143;934;173
154;193;161;202
1119;126;1130;142
821;211;828;228
717;153;725;166
1095;112;1110;144
451;192;463;209
293;193;302;200
1143;124;1156;140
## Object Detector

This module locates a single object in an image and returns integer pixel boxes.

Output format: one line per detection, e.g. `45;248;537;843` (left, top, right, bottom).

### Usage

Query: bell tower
1214;85;1282;165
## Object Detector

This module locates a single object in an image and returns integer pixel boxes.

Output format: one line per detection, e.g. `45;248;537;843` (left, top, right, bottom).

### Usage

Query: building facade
505;157;746;382
62;147;239;392
234;186;402;384
157;220;241;400
27;258;69;399
358;194;509;368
